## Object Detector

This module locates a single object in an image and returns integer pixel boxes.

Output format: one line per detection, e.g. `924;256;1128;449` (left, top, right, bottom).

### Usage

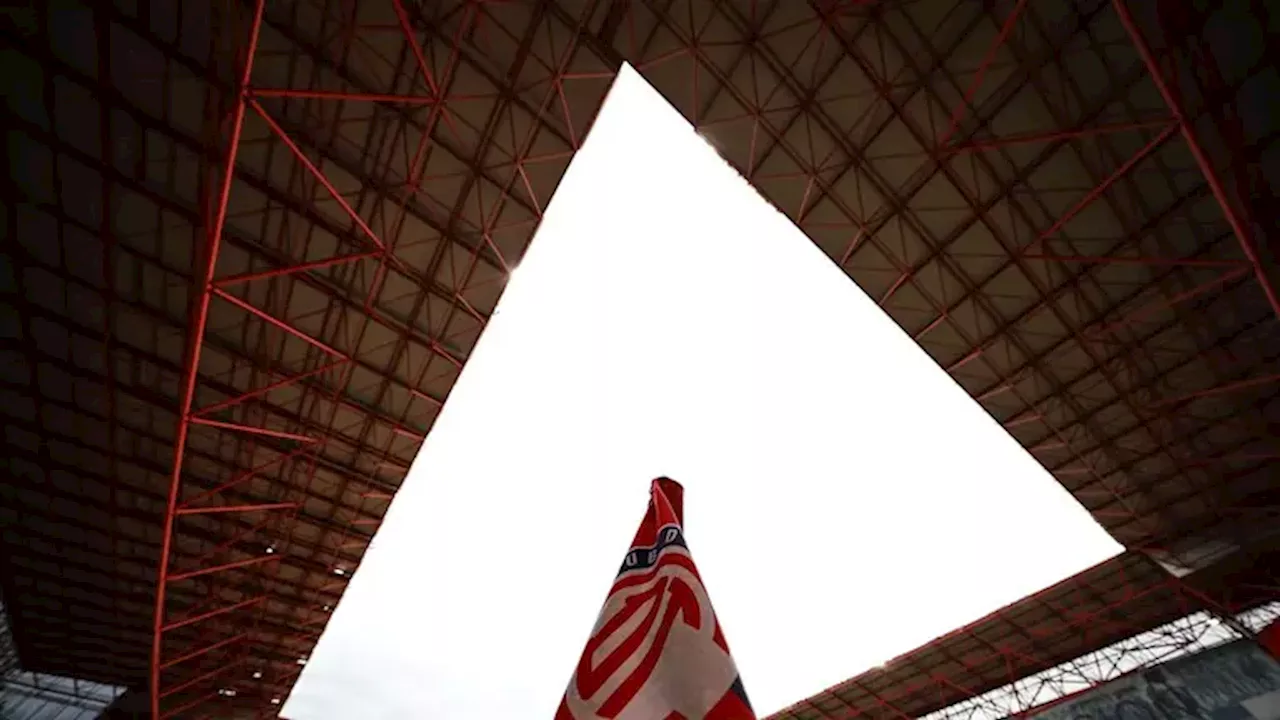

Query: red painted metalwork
187;418;318;444
193;360;346;417
212;253;380;288
250;88;440;104
127;0;605;712
207;289;347;356
148;0;268;715
173;503;300;517
166;555;281;583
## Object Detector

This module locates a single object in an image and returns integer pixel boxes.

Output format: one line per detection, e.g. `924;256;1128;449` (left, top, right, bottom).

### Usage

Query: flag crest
557;478;756;720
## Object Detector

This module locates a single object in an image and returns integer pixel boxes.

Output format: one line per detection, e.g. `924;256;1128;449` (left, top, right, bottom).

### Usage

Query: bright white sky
282;66;1121;719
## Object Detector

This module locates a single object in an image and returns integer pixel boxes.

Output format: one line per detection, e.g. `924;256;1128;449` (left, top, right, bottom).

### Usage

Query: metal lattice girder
1;0;1277;717
126;0;614;715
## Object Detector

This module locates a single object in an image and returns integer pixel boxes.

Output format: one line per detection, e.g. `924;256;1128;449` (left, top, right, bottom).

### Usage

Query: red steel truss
1;0;1276;718
134;0;613;715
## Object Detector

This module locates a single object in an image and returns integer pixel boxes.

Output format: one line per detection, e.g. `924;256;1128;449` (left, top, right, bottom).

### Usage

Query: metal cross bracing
764;545;1280;720
1;0;1276;718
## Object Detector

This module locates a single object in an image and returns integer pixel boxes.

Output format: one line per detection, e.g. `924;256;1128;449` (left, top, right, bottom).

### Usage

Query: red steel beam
1112;0;1280;322
251;88;439;103
361;0;471;312
1027;122;1179;247
942;118;1174;154
149;1;266;715
937;0;1030;149
167;555;282;584
209;288;347;357
212;251;379;287
1020;253;1246;268
392;0;440;96
172;502;299;512
193;359;346;417
162;596;267;635
178;445;315;509
188;417;318;444
245;96;386;251
180;512;280;573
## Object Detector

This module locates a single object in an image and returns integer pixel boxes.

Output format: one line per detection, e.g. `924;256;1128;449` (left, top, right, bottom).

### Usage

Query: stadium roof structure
1;0;1276;718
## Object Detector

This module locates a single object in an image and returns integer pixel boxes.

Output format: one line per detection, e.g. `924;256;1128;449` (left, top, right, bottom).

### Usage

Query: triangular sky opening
284;64;1122;719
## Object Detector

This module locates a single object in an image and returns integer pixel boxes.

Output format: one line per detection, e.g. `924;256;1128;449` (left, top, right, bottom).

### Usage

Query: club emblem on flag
557;478;756;720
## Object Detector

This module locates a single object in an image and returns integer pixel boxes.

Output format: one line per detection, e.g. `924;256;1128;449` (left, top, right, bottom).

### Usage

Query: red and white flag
557;478;756;720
